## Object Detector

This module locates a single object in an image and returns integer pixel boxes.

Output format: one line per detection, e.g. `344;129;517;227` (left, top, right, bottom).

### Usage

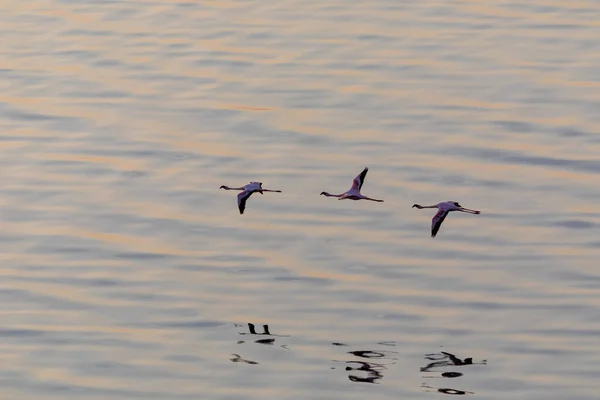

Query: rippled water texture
1;0;600;398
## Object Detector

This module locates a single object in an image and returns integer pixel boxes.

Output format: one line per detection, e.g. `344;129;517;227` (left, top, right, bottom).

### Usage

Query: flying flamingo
220;182;282;214
412;201;480;237
320;167;384;202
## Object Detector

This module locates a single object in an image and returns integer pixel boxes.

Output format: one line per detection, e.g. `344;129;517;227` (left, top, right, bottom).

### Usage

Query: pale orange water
1;0;600;399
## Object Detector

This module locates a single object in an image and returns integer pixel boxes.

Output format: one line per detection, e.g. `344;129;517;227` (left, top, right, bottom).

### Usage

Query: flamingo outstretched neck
412;204;437;209
320;191;343;197
220;185;244;191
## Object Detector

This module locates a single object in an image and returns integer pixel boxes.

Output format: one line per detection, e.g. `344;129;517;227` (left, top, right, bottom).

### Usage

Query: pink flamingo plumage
220;181;282;214
412;201;480;237
320;167;384;202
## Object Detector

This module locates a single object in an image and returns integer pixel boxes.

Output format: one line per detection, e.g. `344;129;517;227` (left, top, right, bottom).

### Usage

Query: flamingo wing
237;191;254;214
431;208;449;237
351;167;369;191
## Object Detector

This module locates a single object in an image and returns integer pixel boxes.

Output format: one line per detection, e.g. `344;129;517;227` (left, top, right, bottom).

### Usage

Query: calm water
1;0;600;398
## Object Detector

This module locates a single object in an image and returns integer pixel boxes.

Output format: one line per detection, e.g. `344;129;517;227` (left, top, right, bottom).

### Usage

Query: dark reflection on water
230;353;259;365
345;361;386;383
229;328;402;384
421;385;475;396
421;351;487;395
231;323;289;365
421;351;487;371
235;323;290;343
331;341;398;384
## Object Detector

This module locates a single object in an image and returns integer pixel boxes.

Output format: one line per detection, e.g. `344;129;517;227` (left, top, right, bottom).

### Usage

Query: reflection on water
231;326;402;385
332;342;398;384
235;323;290;344
421;385;475;396
230;353;259;365
421;351;487;395
231;323;289;366
237;322;291;338
346;361;386;384
421;351;487;371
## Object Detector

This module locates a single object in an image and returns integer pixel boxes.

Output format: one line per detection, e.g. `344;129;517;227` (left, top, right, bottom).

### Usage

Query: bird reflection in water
421;351;487;372
332;341;398;384
235;323;289;345
231;323;289;365
421;384;474;395
421;351;486;395
230;354;258;365
346;360;385;383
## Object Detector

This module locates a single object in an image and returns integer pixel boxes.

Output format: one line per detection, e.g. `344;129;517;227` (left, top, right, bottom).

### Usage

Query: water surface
1;0;600;399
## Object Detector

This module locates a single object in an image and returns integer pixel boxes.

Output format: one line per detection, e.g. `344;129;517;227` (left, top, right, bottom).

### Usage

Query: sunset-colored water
1;0;600;398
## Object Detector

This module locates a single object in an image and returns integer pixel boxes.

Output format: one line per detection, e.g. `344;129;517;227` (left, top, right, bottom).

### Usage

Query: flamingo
320;167;384;202
220;182;282;214
412;201;480;237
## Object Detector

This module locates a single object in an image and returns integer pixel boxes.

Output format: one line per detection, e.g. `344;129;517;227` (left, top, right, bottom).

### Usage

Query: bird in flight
220;182;282;214
320;167;384;202
412;201;480;237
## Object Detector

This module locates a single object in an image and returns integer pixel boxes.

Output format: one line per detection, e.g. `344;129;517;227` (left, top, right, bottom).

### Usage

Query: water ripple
2;0;600;399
